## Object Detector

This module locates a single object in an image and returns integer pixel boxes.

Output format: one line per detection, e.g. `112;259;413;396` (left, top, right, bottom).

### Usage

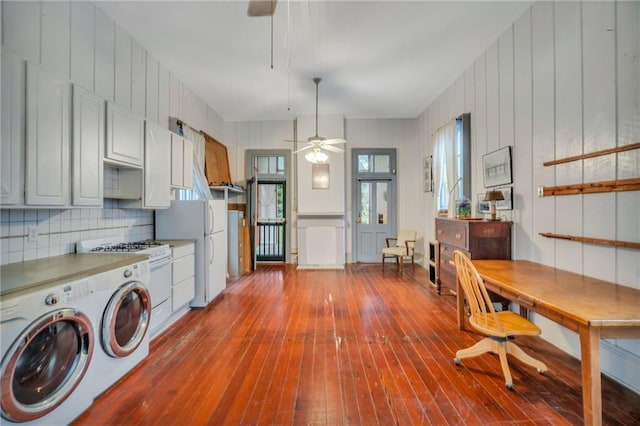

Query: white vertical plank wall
417;0;640;394
70;1;95;92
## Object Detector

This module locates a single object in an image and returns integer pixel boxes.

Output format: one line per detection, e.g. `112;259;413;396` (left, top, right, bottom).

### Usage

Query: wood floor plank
72;264;640;425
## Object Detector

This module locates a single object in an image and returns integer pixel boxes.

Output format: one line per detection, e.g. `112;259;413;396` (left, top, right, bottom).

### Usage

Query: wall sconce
484;189;505;221
305;147;328;163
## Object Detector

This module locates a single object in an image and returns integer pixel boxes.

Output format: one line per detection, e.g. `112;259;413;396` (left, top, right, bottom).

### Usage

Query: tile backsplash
0;200;154;265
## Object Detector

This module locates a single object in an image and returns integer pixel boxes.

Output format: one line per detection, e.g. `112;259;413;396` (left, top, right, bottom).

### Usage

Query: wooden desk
456;260;640;426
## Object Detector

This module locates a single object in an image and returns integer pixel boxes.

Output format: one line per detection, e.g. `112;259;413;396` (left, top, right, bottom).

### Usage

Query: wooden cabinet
435;218;512;296
105;101;144;168
170;133;193;189
171;243;195;312
25;62;71;206
1;50;25;205
72;85;104;206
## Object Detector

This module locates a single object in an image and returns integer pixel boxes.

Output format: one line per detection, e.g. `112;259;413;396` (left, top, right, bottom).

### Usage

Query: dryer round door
0;309;94;422
102;281;151;358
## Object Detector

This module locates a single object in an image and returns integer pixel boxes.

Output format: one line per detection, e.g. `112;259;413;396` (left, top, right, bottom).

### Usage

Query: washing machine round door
102;281;151;358
0;309;94;422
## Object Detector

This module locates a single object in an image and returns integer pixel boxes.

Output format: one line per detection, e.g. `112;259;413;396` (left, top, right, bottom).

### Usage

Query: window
255;155;285;175
434;113;471;213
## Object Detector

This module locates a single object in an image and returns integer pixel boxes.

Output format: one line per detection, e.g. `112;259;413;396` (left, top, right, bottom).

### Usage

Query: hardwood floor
73;264;640;425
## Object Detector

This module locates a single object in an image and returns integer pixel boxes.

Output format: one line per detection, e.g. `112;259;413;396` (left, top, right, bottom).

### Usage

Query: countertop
154;239;196;248
0;253;149;298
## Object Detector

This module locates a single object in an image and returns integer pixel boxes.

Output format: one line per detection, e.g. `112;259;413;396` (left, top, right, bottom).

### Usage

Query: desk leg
456;278;465;330
579;326;602;426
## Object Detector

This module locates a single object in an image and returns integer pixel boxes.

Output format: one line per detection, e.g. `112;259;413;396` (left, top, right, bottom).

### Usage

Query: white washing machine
88;259;152;398
0;277;100;425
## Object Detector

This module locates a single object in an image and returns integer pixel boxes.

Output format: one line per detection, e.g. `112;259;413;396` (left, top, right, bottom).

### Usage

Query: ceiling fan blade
293;145;314;154
323;145;344;153
247;0;277;17
323;138;347;145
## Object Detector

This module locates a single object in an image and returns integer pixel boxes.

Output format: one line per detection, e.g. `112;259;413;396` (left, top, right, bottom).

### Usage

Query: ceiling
95;1;532;122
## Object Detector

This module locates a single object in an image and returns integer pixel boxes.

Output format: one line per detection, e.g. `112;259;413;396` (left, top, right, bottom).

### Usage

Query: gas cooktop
76;237;172;264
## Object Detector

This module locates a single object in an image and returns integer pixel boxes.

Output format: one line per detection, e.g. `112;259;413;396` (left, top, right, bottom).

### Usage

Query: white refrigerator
156;199;227;307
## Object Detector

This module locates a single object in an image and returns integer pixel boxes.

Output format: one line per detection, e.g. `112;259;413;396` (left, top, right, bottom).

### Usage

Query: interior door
356;179;394;262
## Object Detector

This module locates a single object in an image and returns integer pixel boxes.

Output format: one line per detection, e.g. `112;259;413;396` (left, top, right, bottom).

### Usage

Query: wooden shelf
543;142;640;166
539;232;640;250
541;177;640;196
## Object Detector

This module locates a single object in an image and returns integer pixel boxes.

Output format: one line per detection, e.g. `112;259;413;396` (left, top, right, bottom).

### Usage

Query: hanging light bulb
305;147;328;163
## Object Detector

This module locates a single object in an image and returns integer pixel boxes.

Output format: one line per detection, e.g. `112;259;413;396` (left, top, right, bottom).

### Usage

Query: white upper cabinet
72;86;104;206
25;63;71;206
182;138;194;189
1;51;26;205
106;101;144;168
170;133;193;189
143;121;171;208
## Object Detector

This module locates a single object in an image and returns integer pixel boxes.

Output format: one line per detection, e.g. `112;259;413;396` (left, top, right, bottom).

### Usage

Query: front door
352;149;397;263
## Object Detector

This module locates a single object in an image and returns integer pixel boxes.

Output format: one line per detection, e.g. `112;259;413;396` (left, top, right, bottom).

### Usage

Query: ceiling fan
288;78;347;163
247;0;277;17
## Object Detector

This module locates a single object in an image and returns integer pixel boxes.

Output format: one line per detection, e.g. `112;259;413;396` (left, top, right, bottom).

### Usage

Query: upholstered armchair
381;229;416;271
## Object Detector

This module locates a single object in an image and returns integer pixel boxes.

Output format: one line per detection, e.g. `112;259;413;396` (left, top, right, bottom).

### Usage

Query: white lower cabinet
171;243;195;312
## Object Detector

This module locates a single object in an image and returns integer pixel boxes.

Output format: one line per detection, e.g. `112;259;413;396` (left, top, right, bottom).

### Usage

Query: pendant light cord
313;77;321;137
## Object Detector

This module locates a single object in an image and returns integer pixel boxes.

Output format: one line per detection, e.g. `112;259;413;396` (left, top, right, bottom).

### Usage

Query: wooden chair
381;230;416;271
452;250;547;389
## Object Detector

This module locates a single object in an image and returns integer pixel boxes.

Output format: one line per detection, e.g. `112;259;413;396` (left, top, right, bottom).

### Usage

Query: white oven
147;254;172;336
77;238;173;338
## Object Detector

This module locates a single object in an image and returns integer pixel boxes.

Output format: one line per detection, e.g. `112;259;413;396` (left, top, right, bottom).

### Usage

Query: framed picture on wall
496;187;513;210
423;156;432;192
482;146;512;188
477;193;490;214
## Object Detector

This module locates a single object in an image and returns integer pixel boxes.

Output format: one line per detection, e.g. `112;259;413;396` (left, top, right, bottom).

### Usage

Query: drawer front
436;220;468;249
173;243;195;258
173;254;195;283
439;243;469;276
172;276;195;311
469;222;511;239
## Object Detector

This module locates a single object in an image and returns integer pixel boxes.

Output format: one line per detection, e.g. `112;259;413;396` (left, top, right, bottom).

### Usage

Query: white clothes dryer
88;259;152;398
0;277;99;425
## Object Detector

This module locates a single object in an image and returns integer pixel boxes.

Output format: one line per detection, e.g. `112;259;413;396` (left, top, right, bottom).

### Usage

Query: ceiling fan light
305;150;328;163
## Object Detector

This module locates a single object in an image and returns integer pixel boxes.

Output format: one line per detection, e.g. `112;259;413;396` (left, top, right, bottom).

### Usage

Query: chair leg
505;341;548;373
382;254;384;271
454;337;495;360
496;343;514;389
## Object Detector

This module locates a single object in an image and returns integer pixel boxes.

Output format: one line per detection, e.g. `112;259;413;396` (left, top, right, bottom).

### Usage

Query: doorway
256;181;286;261
245;150;291;265
352;149;397;263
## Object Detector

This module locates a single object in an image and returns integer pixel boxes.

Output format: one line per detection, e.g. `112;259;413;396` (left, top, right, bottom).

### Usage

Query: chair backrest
452;250;499;328
396;229;416;247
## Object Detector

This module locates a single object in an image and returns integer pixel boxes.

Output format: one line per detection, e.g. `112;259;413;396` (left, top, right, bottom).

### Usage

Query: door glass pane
376;182;388;224
257;157;269;174
358;155;371;173
374;155;390;173
359;182;371;224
